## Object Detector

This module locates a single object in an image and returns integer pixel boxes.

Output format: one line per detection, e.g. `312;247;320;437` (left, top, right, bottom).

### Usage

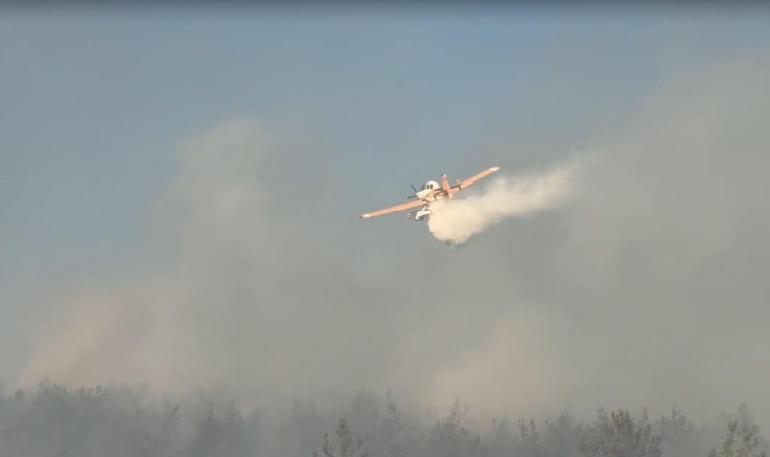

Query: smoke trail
427;164;576;245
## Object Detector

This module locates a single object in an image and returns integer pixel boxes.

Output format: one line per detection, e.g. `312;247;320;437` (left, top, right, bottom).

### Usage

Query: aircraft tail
441;174;453;198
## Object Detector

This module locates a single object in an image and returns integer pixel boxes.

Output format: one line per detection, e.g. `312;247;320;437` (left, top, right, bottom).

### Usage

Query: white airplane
360;166;500;221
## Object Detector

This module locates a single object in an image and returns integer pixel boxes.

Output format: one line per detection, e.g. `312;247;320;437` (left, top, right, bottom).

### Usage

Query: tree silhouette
580;409;661;457
314;418;368;457
709;405;767;457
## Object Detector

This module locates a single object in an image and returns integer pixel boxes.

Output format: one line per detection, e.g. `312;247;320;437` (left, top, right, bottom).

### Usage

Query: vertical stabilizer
441;174;453;198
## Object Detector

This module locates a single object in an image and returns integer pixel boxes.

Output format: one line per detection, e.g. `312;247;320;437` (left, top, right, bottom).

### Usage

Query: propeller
407;184;419;199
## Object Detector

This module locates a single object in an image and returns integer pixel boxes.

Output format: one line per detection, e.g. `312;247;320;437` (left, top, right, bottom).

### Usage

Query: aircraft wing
360;199;425;219
454;166;501;190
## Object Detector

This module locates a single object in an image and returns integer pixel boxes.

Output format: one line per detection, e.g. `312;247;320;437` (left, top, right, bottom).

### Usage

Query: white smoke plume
427;164;577;245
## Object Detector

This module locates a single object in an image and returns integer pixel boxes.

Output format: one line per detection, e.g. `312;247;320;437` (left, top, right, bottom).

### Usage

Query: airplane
360;166;501;221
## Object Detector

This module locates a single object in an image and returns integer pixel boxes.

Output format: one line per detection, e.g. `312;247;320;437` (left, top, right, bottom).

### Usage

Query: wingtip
491;166;501;172
360;214;371;219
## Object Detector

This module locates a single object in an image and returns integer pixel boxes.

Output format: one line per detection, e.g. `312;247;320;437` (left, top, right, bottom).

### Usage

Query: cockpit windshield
422;181;438;190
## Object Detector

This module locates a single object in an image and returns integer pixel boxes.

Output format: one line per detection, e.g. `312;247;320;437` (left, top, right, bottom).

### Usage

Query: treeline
0;382;766;457
0;382;257;457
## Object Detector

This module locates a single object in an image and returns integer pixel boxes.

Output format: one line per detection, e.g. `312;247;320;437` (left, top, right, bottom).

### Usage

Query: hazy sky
2;5;770;428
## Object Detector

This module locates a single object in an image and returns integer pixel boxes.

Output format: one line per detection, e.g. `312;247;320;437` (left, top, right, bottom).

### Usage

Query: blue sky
5;7;768;284
3;6;770;403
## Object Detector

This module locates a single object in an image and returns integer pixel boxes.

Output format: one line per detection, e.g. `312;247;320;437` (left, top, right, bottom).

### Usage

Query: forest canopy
0;383;764;457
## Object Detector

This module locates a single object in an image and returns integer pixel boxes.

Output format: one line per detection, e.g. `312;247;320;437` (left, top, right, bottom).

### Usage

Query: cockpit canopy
422;180;440;191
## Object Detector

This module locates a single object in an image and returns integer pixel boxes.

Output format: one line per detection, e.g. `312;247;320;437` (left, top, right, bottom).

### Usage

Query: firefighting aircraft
360;166;501;221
